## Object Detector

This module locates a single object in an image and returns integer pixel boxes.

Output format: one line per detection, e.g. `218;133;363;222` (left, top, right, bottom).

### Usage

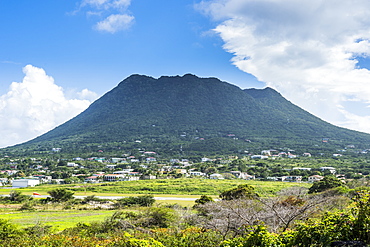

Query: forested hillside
4;74;370;156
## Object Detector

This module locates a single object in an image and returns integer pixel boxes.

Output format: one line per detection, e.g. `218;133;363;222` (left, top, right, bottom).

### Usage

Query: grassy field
0;209;115;231
0;179;312;230
0;178;311;198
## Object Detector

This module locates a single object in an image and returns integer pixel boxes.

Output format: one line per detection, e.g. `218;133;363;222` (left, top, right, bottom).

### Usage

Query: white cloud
197;0;370;133
0;65;97;148
81;0;131;9
95;14;134;33
78;0;133;33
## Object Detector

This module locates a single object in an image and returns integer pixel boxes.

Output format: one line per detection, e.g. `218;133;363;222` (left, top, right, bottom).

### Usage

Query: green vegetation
1;75;370;245
0;179;310;198
0;210;115;230
4;74;370;157
47;188;74;202
219;184;259;200
115;195;156;208
0;185;368;246
308;175;345;194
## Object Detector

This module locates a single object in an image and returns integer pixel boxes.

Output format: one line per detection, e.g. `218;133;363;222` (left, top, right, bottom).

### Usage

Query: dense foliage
0;186;368;246
219;184;259;200
4;74;370;157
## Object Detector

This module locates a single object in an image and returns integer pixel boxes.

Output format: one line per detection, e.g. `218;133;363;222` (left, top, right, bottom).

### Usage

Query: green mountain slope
5;74;370;156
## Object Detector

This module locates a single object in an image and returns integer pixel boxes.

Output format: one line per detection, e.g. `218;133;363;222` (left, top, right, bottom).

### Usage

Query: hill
3;74;370;156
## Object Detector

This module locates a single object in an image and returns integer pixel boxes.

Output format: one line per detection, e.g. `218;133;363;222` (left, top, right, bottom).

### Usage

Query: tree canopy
220;184;259;200
47;188;74;202
308;176;345;194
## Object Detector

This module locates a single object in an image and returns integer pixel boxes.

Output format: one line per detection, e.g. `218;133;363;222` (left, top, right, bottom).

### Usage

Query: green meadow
0;179;310;229
0;178;310;198
0;210;115;231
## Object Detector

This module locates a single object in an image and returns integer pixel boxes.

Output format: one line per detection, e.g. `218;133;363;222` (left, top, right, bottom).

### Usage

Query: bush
220;225;284;247
47;188;74;202
194;195;214;206
220;184;259;200
150;227;223;247
115;195;155;208
308;176;345;194
8;191;32;203
138;207;177;228
18;201;36;211
0;219;24;240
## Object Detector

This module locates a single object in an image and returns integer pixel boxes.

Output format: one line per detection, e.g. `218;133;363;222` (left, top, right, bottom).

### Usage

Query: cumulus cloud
0;65;97;148
95;13;134;33
197;0;370;133
78;0;134;33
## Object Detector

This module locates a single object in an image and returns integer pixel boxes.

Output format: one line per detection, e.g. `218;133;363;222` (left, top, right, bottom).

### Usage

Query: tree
220;184;259;200
308;175;344;194
114;195;155;208
47;188;74;202
8;190;31;203
0;219;23;240
194;195;214;207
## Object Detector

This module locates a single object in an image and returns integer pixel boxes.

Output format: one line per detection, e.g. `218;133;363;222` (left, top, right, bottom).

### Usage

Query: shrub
138;207;177;228
220;225;284;247
115;195;155;208
0;219;24;240
194;195;214;206
47;188;74;202
308;176;345;194
220;184;259;200
150;227;223;247
8;190;32;203
18;201;36;211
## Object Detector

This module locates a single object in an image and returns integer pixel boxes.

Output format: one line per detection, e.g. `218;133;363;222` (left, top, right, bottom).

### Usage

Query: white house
12;179;40;188
209;173;224;179
320;167;336;174
280;176;302;182
106;164;117;169
103;174;125;182
251;155;268;159
85;176;99;183
189;171;206;176
229;171;255;180
146;157;156;162
308;175;324;183
67;162;79;167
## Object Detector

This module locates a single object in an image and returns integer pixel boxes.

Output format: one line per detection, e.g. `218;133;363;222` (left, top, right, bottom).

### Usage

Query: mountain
4;74;370;156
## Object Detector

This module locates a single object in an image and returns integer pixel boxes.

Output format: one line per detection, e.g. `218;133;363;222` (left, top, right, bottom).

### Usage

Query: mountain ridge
4;74;370;156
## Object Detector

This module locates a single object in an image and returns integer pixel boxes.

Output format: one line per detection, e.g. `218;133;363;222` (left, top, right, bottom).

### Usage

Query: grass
0;178;311;198
0;179;312;231
0;210;115;231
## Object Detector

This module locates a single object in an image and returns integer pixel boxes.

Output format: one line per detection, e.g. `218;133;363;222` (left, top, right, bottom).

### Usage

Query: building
251;155;268;159
308;175;324;183
85;176;99;183
189;171;206;177
320;167;336;174
67;162;79;167
103;174;125;182
209;173;224;179
229;171;255;180
12;179;40;188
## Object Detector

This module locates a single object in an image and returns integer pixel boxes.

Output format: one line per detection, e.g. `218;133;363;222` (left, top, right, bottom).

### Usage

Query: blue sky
2;0;370;148
0;0;260;96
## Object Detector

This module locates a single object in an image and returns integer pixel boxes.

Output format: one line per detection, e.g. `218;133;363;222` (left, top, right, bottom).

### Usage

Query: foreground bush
114;195;156;208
